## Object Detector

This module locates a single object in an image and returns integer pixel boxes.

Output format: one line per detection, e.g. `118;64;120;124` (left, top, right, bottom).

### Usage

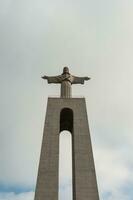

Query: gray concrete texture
34;97;99;200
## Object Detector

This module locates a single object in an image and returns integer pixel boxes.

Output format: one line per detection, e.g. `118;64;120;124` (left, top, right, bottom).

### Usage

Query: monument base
34;97;99;200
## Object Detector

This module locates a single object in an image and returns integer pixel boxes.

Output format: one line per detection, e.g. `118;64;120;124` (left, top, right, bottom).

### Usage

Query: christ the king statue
42;67;90;98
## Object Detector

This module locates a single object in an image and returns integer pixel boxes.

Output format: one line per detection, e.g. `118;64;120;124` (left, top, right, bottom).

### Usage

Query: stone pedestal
34;97;99;200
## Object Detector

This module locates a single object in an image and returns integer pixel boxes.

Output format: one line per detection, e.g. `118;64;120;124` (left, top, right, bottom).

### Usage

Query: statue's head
63;67;69;74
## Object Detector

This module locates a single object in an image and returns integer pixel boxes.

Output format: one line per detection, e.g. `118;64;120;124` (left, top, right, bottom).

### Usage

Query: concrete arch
60;108;73;133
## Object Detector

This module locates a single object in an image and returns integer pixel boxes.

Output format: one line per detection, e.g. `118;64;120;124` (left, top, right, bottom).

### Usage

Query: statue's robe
46;74;86;98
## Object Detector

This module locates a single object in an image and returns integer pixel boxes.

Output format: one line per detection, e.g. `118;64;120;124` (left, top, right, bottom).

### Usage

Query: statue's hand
85;77;91;80
42;75;48;79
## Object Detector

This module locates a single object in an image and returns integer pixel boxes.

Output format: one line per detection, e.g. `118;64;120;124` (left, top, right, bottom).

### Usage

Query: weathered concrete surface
34;97;99;200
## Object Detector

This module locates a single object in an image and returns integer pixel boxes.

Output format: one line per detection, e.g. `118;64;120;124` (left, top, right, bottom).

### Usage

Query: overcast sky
0;0;133;200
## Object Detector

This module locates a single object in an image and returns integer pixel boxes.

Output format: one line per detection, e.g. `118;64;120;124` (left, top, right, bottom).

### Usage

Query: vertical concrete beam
34;99;60;200
73;98;99;200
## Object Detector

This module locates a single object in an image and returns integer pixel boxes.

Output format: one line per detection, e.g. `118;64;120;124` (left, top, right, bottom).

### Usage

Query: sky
0;0;133;199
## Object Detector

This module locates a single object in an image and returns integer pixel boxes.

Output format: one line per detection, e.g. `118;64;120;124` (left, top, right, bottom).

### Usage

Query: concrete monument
34;67;99;200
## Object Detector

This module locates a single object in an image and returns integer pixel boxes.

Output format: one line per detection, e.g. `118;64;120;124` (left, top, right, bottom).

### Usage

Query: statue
42;67;90;98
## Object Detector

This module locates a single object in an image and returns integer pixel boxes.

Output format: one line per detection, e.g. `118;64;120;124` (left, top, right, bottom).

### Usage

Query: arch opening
59;131;72;200
60;108;73;133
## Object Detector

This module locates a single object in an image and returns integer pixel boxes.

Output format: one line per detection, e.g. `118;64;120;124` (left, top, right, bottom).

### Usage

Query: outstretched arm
72;76;91;84
42;75;61;84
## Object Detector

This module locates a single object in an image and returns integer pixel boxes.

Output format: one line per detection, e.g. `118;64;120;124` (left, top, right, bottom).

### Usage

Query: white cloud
94;147;133;200
0;192;34;200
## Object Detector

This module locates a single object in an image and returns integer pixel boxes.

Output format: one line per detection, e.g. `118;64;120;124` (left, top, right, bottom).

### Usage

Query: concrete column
34;99;60;200
72;98;99;200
